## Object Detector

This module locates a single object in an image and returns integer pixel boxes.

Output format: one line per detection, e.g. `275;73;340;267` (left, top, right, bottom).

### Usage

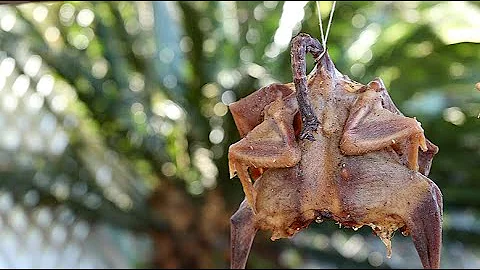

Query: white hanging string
315;1;337;60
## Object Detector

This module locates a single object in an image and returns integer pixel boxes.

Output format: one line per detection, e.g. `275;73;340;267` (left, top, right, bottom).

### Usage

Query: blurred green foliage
0;1;479;268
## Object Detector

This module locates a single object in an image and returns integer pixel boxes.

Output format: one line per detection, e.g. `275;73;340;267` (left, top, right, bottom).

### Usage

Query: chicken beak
230;200;258;269
406;181;443;269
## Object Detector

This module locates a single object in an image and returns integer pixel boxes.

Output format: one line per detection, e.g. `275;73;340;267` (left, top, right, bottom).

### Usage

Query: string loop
315;1;337;61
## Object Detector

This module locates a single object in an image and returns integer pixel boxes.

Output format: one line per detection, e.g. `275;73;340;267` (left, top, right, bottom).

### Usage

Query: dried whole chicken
228;33;443;269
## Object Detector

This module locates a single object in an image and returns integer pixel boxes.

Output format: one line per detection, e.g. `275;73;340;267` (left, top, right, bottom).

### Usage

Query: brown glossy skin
228;33;442;269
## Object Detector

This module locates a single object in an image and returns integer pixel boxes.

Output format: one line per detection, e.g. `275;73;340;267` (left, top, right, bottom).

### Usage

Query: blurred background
0;1;478;268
